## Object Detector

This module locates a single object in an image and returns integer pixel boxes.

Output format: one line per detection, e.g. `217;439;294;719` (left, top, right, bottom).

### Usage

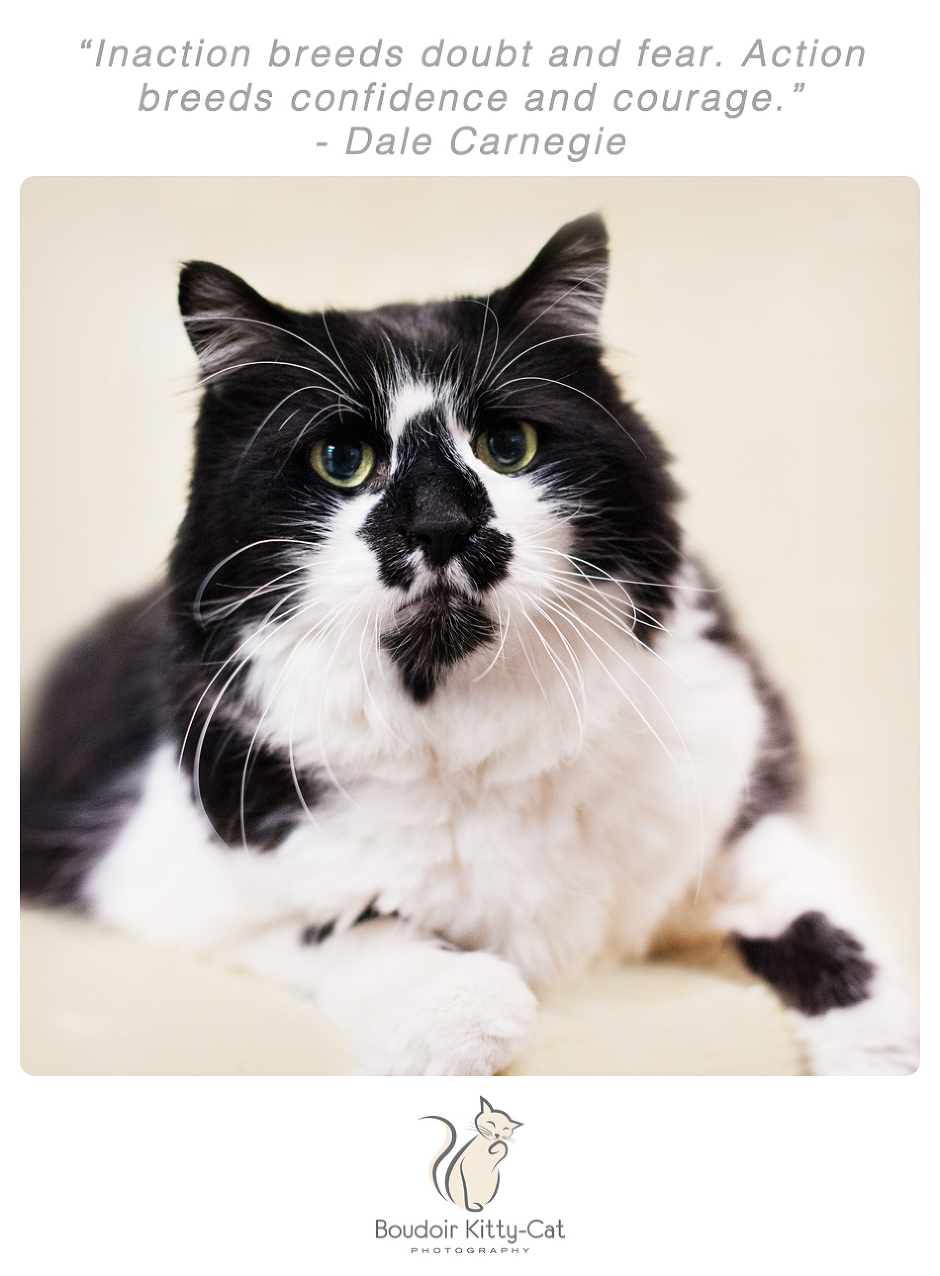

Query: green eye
474;422;538;474
311;438;375;488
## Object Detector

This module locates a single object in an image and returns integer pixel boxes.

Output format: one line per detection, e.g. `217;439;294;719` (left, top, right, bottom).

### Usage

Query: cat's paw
347;948;537;1076
792;977;919;1076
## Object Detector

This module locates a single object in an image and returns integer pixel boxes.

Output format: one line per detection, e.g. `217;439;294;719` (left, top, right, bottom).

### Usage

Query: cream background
21;908;805;1076
21;176;918;986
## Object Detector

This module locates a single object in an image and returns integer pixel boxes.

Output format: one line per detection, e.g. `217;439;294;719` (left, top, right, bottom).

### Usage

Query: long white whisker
177;589;322;771
237;593;367;841
194;538;317;621
185;313;364;402
466;294;495;395
486;329;599;387
197;360;366;417
357;603;404;744
480;267;607;389
539;594;708;891
300;599;373;809
472;595;511;682
318;310;359;391
508;588;584;748
490;375;644;455
198;568;310;625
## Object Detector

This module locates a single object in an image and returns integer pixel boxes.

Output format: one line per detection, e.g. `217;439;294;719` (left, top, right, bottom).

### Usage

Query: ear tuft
499;213;609;334
178;261;280;378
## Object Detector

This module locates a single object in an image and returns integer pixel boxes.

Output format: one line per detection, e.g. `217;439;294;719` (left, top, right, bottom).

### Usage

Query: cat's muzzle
380;585;497;703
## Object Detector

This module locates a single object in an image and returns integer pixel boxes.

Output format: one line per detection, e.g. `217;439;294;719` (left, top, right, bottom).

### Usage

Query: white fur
790;973;919;1076
85;561;770;1071
82;413;917;1074
663;813;919;1075
386;378;441;448
218;918;537;1075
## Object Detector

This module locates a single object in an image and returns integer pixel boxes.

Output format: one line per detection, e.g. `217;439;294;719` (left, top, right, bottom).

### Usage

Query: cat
21;214;918;1076
424;1097;522;1211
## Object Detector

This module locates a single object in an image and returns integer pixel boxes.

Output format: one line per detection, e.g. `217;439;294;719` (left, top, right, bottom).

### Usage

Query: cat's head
171;216;681;774
475;1096;522;1141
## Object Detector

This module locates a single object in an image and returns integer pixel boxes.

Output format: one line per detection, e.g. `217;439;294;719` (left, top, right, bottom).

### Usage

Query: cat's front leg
699;814;918;1076
215;915;537;1076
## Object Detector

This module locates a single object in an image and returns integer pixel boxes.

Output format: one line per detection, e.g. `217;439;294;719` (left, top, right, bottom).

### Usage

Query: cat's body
425;1099;521;1212
21;216;917;1075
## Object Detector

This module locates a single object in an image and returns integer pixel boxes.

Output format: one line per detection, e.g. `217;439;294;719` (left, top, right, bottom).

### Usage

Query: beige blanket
21;908;805;1076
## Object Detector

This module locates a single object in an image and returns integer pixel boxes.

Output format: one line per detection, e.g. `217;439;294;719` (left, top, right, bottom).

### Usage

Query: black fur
734;911;875;1015
299;900;397;946
698;573;804;840
21;593;167;903
22;215;685;896
359;412;513;699
301;920;335;945
380;593;497;704
176;710;323;851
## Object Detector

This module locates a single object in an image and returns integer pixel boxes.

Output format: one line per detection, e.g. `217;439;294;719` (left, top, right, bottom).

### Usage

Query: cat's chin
380;587;497;704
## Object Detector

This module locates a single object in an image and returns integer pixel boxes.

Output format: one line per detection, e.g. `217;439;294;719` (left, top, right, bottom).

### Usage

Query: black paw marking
300;920;335;945
354;899;381;925
300;902;400;945
353;899;399;925
733;911;875;1016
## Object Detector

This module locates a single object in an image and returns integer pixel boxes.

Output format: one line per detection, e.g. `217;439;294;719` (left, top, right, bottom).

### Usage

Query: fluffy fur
21;215;917;1075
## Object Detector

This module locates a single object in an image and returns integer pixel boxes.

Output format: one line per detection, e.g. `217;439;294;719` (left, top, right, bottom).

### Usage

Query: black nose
409;512;475;566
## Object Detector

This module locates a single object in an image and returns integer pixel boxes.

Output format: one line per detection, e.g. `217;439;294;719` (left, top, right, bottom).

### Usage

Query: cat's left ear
479;1096;494;1113
179;261;284;380
497;214;609;335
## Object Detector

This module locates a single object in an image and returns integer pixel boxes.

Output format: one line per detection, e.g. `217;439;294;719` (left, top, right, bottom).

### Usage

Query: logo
421;1096;523;1212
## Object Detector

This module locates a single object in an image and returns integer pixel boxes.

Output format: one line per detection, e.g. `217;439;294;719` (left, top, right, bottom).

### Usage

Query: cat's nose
409;513;475;567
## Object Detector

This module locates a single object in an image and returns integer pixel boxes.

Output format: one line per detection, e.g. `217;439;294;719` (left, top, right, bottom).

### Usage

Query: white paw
361;951;537;1076
793;978;919;1076
317;933;537;1075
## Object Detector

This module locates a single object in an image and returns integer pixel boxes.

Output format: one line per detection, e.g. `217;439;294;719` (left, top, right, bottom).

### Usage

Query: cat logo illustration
422;1097;523;1212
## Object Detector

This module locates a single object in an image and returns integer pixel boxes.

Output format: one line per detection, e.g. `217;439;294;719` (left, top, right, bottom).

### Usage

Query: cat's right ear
179;262;282;380
497;214;609;336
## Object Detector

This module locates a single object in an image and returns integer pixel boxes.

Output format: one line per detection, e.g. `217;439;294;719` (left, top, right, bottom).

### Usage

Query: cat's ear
497;214;609;335
479;1096;494;1113
509;1121;523;1130
179;261;283;380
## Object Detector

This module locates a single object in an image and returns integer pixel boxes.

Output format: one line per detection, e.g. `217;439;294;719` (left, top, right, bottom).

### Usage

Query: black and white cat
21;215;917;1075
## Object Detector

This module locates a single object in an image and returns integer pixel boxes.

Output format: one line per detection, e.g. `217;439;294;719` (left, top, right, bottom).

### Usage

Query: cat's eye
311;438;376;489
474;422;538;474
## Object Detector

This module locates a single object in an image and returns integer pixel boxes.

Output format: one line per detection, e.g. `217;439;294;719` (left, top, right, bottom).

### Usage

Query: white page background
7;2;934;1272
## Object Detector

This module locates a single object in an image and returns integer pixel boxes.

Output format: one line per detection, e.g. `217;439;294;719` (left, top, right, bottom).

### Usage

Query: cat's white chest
275;671;748;979
295;763;623;980
85;611;760;984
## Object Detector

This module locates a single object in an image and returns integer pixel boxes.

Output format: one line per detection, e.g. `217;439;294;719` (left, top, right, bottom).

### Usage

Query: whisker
507;588;585;749
177;589;322;772
236;593;368;842
198;569;310;625
472;594;511;682
318;310;359;391
193;538;318;622
485;328;600;388
300;598;373;809
537;593;708;890
489;375;644;455
479;267;607;389
185;312;363;401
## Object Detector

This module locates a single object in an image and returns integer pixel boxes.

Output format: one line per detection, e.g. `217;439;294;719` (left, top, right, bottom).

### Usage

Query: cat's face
475;1097;521;1141
172;217;681;773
